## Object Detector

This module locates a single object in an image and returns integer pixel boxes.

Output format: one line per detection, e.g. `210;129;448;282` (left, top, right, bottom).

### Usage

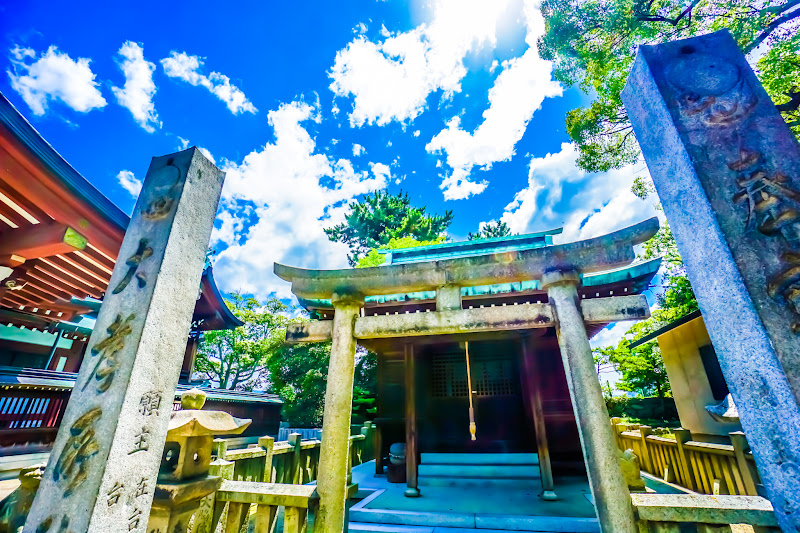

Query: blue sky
1;0;659;338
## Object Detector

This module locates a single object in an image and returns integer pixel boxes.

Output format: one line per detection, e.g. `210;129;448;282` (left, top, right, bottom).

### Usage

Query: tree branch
776;90;800;113
744;7;800;54
636;0;701;26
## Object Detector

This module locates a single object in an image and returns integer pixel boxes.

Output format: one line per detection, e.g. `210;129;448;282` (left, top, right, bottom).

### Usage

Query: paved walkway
349;462;601;532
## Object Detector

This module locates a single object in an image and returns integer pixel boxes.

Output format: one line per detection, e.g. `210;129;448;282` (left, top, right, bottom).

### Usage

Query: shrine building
275;218;661;533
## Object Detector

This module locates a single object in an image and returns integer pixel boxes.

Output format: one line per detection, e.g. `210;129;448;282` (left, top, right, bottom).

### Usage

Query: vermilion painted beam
0;254;26;267
0;134;123;258
41;256;106;292
26;268;90;300
30;260;101;299
0;176;51;223
0;222;87;259
56;254;110;285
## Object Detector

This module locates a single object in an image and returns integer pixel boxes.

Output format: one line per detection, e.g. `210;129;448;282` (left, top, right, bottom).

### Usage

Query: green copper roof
381;227;562;265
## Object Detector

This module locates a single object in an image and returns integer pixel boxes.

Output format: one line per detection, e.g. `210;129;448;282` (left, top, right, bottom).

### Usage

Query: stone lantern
147;388;250;533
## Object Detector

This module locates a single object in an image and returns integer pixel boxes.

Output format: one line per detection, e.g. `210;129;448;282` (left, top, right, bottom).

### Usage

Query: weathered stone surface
355;303;554;339
315;294;363;533
544;270;636;533
216;480;317;508
619;449;647;492
275;218;658;300
436;285;462;311
167;410;251;438
621;31;800;530
23;148;225;533
631;494;778;526
285;295;650;344
180;387;206;410
705;393;740;424
0;463;44;532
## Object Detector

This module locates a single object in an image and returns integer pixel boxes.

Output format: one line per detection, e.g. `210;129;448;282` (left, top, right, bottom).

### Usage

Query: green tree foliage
267;341;378;427
539;0;800;172
195;293;290;390
595;180;701;397
267;342;331;427
467;220;515;240
356;235;448;268
325;190;453;266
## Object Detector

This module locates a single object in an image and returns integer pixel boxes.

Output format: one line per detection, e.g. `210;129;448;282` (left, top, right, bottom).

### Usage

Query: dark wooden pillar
375;353;385;475
521;336;557;500
404;343;420;497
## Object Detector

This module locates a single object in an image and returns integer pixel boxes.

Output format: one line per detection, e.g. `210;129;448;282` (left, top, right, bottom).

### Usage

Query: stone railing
215;480;319;533
632;493;779;532
213;428;371;485
191;425;372;532
611;418;760;496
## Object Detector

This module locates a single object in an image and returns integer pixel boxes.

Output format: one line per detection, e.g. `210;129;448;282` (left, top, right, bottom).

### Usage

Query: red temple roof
0;91;241;331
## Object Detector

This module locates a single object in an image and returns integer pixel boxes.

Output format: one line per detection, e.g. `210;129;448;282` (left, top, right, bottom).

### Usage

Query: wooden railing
632;493;779;532
611;418;761;496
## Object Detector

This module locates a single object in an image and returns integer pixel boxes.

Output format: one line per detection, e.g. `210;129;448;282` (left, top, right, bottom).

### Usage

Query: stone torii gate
274;217;660;533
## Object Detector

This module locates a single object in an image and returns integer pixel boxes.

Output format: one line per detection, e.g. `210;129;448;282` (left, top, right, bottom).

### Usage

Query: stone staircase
418;453;541;488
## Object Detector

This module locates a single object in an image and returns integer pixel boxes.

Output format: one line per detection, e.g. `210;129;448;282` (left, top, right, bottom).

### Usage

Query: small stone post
315;292;363;533
621;31;800;529
543;270;637;533
24;148;224;533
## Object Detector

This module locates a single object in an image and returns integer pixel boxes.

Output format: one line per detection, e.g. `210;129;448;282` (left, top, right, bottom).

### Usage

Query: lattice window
473;357;516;396
431;352;517;397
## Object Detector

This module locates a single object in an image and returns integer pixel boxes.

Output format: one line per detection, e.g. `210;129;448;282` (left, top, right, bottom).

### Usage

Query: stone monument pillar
315;292;363;533
24;148;225;532
543;270;637;533
621;31;800;530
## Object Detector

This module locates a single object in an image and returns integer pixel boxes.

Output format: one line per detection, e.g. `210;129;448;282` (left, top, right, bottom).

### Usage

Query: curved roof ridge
0;91;128;231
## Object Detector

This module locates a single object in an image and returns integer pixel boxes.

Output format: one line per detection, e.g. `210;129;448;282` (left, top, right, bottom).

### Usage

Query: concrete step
418;464;539;479
418;476;541;489
348;524;600;533
348;512;599;532
420;453;538;466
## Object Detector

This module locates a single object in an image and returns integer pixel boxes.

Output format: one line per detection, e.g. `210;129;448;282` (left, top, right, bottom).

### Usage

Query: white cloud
425;2;562;200
590;321;629;390
499;143;660;243
329;0;516;126
116;170;142;197
591;321;630;350
370;162;391;182
212;101;389;299
177;136;190;150
413;130;420;137
161;52;257;115
352;143;366;157
112;41;160;132
198;147;216;165
7;45;107;115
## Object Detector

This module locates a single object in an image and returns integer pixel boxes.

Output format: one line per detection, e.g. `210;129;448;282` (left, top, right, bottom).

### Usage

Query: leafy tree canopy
467;220;515;240
325;190;453;266
267;341;378;427
195;293;291;390
356;235;448;268
539;0;800;172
